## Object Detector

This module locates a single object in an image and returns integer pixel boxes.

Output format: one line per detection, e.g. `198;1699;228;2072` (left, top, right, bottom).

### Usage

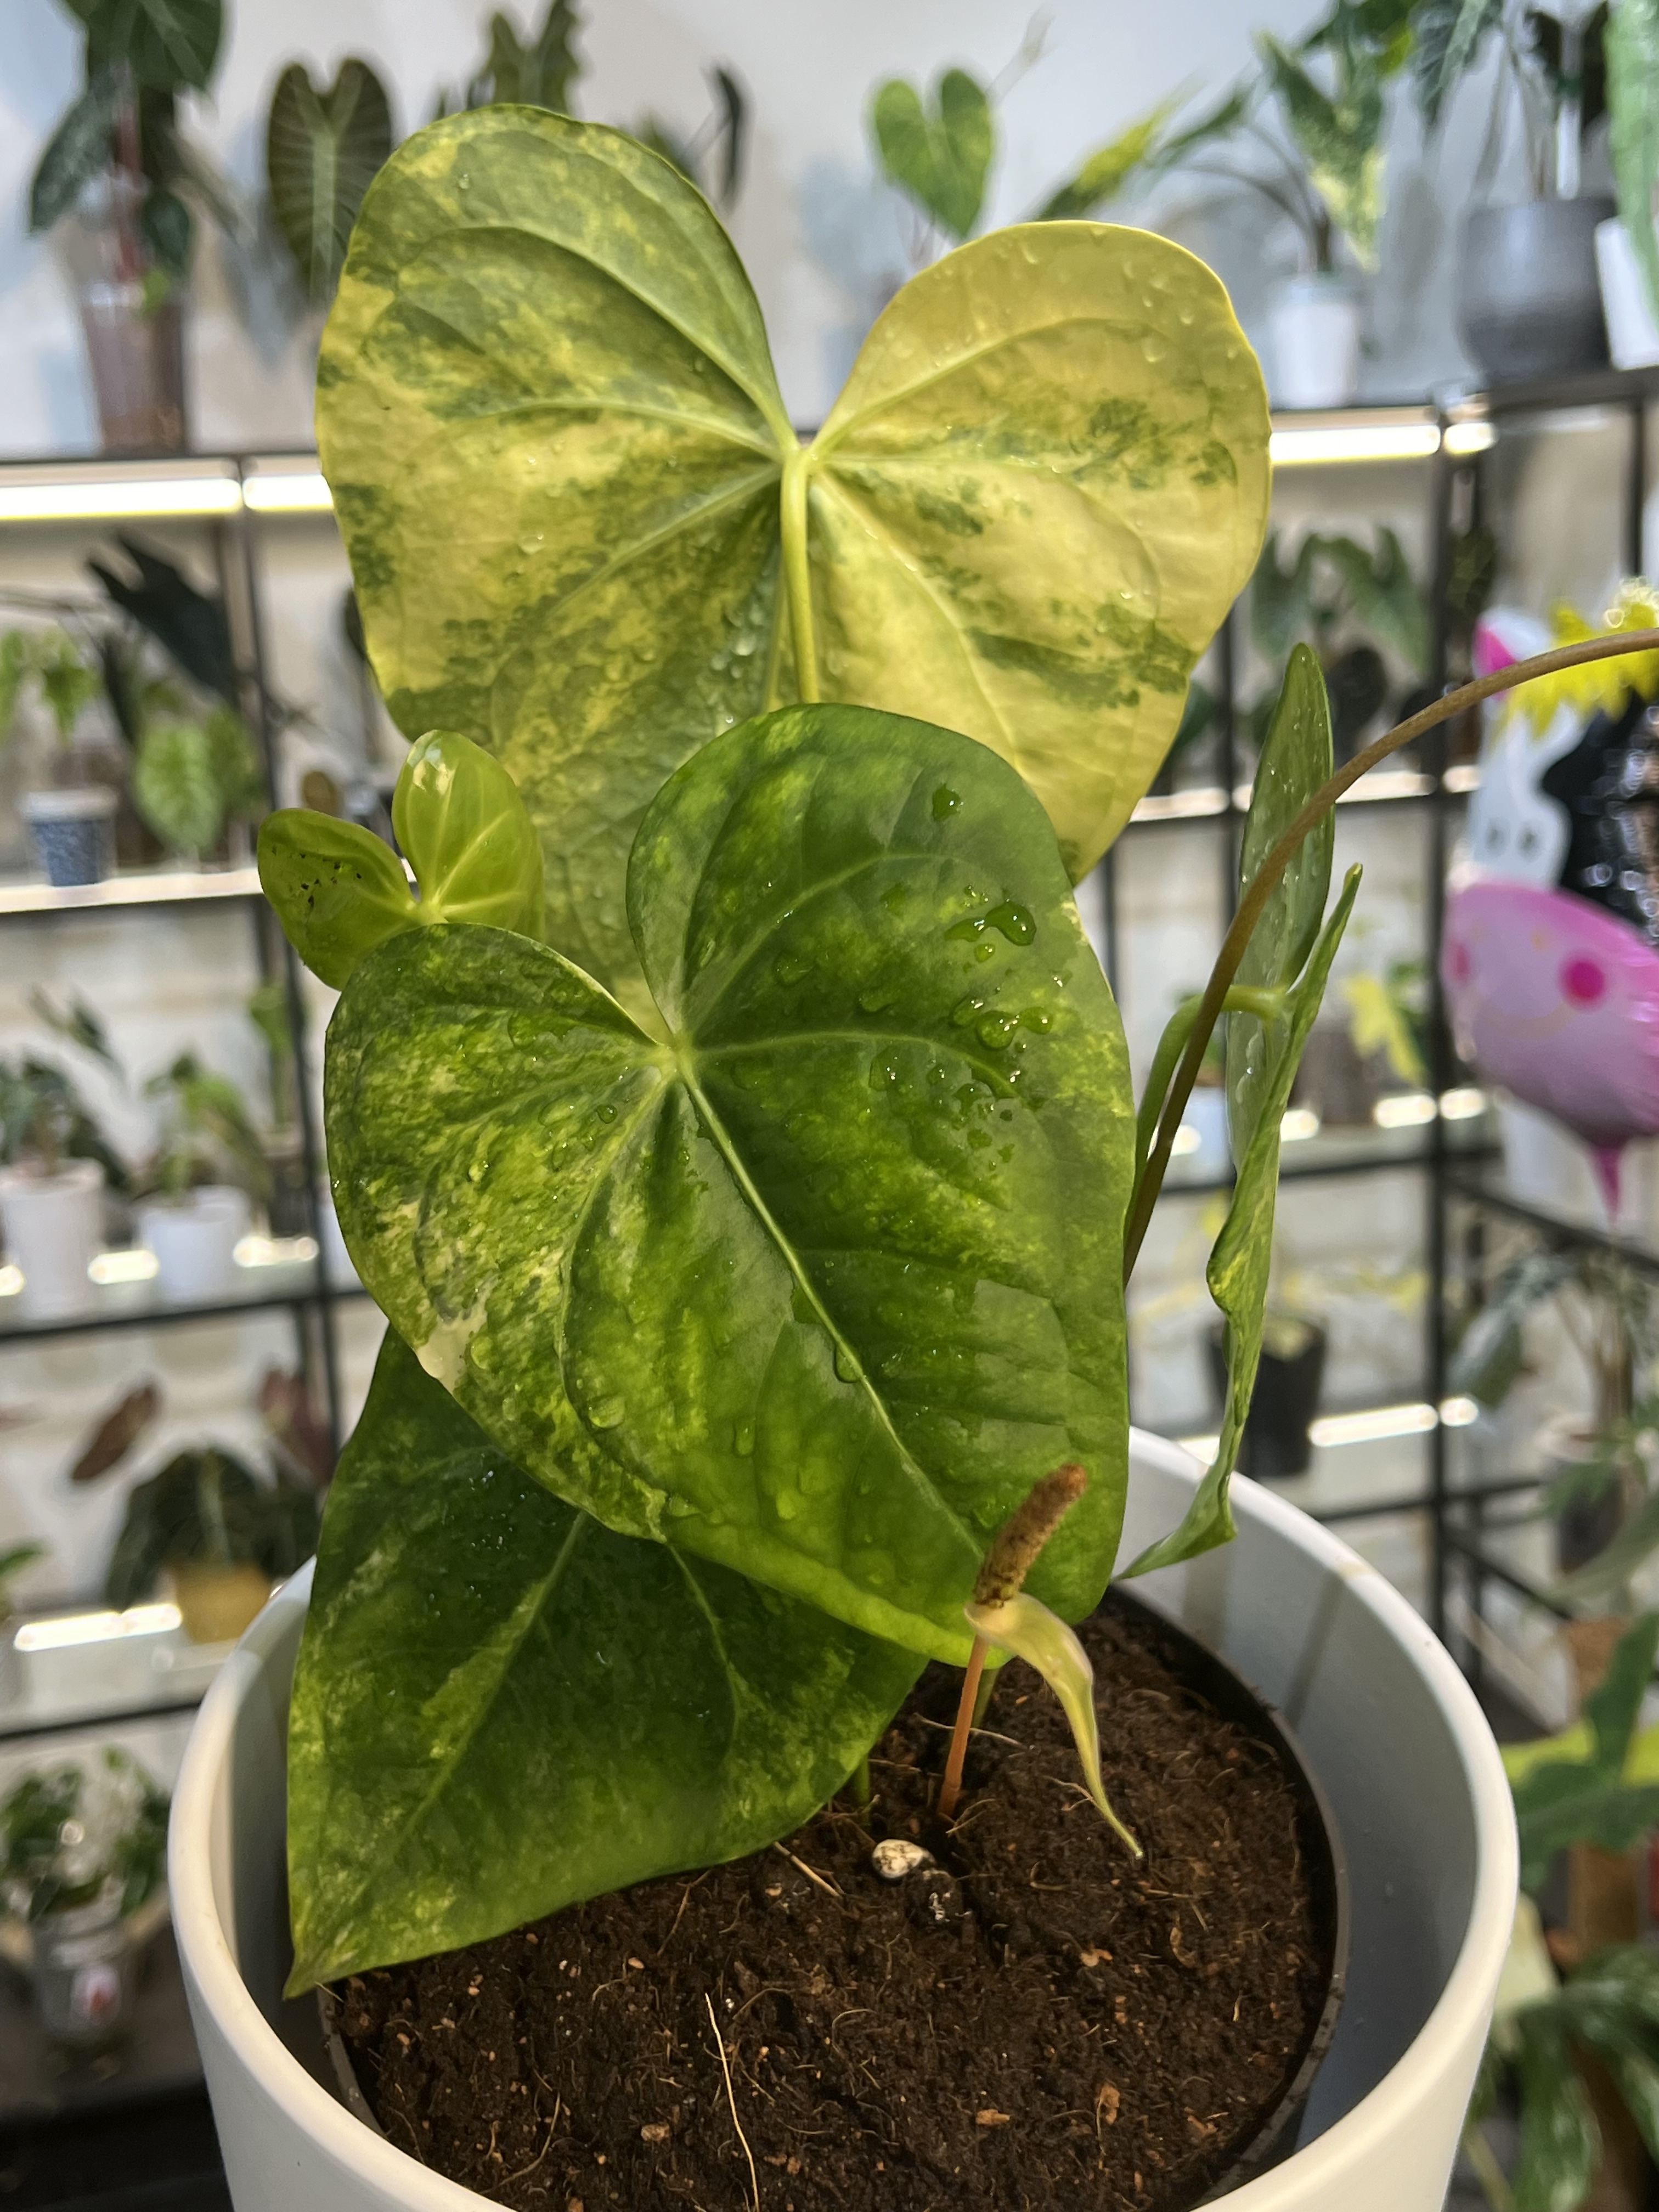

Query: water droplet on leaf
932;785;962;820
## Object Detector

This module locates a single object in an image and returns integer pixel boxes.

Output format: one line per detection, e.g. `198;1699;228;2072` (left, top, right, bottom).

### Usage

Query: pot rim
169;1432;1517;2211
0;1158;105;1195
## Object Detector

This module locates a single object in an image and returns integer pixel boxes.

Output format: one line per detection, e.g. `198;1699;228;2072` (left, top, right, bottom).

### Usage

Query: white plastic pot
137;1186;251;1304
1268;275;1363;410
170;1434;1516;2212
1595;217;1659;371
0;1159;104;1317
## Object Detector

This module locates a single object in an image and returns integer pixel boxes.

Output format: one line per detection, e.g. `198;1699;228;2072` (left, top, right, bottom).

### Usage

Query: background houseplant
132;1052;269;1302
0;1018;126;1320
868;1;1409;408
1415;0;1616;380
26;0;231;451
104;1443;319;1644
0;618;115;885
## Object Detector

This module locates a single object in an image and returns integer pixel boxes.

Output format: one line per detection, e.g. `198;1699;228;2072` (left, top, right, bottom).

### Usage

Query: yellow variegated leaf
808;224;1271;877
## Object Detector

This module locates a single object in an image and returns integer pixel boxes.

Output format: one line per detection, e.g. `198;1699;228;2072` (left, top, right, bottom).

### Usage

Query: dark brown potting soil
335;1593;1331;2212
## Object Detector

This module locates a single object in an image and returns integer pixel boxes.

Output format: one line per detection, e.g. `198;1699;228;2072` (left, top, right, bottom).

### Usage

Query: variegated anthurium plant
259;105;1361;1995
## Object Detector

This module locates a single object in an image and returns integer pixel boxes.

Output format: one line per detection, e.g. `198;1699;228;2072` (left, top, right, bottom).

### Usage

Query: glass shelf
0;1600;232;1742
0;863;263;918
0;1243;363;1346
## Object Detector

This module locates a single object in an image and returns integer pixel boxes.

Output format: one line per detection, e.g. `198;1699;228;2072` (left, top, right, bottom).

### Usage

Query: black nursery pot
1208;1321;1329;1480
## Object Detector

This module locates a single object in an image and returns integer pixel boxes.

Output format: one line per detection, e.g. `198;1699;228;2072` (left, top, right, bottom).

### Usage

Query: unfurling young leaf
1125;647;1353;1578
964;1590;1140;1858
259;730;542;988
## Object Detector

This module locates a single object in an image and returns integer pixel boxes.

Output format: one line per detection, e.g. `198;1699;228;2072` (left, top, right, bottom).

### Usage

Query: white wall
0;0;1497;454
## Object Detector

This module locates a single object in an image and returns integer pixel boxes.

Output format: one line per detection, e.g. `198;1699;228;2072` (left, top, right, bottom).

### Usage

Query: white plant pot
1268;277;1363;410
137;1186;251;1304
1595;217;1659;371
170;1432;1515;2212
0;1159;104;1317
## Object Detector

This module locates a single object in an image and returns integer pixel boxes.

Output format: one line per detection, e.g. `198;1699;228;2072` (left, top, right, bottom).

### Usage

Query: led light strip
15;1601;182;1652
1177;1395;1480;1462
1270;423;1442;466
0;464;335;524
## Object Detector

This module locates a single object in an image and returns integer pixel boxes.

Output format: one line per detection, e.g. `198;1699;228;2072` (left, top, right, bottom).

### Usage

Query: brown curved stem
1121;627;1659;1280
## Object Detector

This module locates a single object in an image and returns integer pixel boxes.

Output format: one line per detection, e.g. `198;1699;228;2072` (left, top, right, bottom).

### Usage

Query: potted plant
1462;1612;1659;2210
1418;1;1615;383
2;1747;170;2048
106;1444;320;1645
25;0;232;452
0;1014;126;1319
1;621;116;885
133;1053;270;1304
160;107;1651;2212
869;3;1405;408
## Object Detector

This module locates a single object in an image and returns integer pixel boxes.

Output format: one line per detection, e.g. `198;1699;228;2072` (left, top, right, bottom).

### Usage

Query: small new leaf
259;730;541;988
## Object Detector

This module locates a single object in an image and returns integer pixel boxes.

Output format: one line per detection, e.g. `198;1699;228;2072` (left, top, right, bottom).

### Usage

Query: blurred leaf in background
266;59;393;306
870;66;995;241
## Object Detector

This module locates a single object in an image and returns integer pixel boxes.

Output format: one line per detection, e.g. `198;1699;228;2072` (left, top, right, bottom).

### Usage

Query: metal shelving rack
1092;368;1659;1672
0;454;356;1480
4;378;1655;1746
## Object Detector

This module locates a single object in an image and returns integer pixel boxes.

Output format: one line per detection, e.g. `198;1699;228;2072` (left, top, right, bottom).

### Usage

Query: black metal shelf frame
4;374;1657;1737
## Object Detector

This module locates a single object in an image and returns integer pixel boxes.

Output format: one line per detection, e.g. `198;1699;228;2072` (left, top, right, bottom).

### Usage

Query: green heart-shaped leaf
265;58;393;306
392;729;545;935
325;703;1133;1661
1126;866;1359;1578
870;68;994;242
286;1330;920;1990
318;108;1269;1002
258;812;415;990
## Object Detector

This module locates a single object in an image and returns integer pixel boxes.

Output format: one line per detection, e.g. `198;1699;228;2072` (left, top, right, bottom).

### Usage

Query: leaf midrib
673;1057;978;1564
809;473;1021;771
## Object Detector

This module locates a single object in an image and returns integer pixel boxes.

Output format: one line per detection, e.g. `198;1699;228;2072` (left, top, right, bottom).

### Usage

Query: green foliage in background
266;59;394;307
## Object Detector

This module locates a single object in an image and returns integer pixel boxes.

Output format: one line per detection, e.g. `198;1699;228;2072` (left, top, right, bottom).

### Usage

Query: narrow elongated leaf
1609;0;1659;328
319;110;1269;1005
258;813;415;989
326;704;1133;1663
1514;2009;1599;2212
1413;0;1504;131
391;730;545;936
1260;33;1385;264
871;69;994;241
286;1331;920;1990
265;59;393;306
1035;100;1174;222
808;223;1269;878
1604;2047;1659;2166
1125;866;1361;1577
29;72;119;234
1227;645;1335;1160
966;1591;1139;1854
